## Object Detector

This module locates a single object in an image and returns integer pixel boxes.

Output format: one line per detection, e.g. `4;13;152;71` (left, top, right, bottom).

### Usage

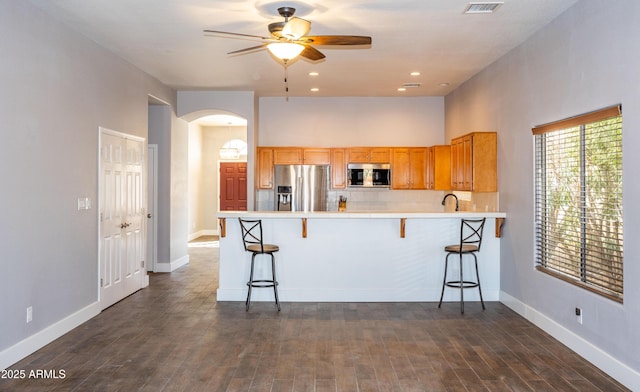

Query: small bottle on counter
338;196;347;212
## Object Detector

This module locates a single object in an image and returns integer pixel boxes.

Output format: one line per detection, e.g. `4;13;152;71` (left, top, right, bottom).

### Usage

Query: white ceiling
28;0;578;98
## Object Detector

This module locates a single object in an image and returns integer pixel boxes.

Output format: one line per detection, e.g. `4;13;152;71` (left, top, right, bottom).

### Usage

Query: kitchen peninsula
216;210;506;303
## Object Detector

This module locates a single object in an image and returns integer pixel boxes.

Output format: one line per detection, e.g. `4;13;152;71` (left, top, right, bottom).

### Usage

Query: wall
0;0;177;368
148;104;173;265
170;117;190;265
188;124;204;236
259;96;444;146
445;0;639;388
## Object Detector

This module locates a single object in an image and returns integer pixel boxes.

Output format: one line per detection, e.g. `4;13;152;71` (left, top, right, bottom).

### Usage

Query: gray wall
149;104;173;264
445;0;639;382
0;0;177;361
258;97;445;147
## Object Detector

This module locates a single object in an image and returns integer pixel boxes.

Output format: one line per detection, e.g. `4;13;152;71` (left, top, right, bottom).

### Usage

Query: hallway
0;237;628;391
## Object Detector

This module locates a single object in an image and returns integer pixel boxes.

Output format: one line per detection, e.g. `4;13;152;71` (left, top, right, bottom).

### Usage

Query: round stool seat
444;244;479;253
246;244;279;253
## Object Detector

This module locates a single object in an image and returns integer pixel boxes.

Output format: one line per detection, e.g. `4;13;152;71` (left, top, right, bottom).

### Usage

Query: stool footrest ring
445;280;479;289
247;280;278;288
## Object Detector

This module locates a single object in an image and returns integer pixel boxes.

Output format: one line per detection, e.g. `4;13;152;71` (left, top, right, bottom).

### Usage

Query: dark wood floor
1;236;628;392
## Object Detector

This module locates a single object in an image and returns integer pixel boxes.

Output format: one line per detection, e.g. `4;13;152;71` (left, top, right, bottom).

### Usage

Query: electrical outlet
575;307;582;324
26;306;33;323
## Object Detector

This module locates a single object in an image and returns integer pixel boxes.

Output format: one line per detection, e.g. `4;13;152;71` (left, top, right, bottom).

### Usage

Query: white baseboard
500;291;639;391
154;254;190;272
188;229;219;241
0;301;101;370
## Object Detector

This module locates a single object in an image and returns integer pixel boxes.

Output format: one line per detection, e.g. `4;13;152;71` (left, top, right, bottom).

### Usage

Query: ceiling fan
204;6;372;63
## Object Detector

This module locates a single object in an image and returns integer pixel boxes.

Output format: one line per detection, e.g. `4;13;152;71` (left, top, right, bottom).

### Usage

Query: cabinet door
462;135;473;190
450;138;462;190
273;147;302;164
256;148;274;189
303;148;331;164
391;148;411;189
432;145;451;190
409;148;428;189
370;148;391;163
347;148;370;163
426;147;434;189
331;148;347;189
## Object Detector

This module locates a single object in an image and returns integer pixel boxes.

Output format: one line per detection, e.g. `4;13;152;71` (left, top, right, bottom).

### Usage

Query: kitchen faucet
441;193;459;211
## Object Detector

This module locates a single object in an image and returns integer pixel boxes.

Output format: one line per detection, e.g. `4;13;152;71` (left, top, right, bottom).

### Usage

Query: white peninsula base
216;211;505;303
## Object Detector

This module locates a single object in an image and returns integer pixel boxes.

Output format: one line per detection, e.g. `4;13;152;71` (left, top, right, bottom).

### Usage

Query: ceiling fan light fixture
267;42;305;61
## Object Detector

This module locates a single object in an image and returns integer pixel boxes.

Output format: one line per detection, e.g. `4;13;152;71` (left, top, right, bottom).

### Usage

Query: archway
186;111;248;240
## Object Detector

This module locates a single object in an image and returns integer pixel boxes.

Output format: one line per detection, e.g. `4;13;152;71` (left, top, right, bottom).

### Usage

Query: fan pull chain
283;64;289;101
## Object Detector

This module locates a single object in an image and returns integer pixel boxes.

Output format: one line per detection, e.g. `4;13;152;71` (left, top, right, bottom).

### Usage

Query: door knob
147;213;152;219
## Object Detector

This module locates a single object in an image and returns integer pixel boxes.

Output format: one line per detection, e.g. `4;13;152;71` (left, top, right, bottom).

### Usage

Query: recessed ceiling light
397;87;407;92
439;82;450;87
308;72;319;76
310;88;319;92
464;2;503;14
410;72;421;76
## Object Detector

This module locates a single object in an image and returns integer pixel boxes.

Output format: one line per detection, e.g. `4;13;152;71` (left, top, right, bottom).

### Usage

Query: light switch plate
77;197;92;211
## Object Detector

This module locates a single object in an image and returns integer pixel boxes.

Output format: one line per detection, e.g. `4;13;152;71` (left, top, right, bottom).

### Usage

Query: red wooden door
220;162;247;211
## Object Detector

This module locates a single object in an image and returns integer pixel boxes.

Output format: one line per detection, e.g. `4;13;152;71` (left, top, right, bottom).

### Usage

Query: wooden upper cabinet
370;148;391;163
256;147;274;189
303;148;331;165
331;148;347;189
450;132;497;192
348;147;391;163
430;145;451;190
391;147;427;189
273;147;303;164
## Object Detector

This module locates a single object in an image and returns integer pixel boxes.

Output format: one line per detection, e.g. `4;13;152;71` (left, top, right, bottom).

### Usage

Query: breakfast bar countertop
217;210;506;219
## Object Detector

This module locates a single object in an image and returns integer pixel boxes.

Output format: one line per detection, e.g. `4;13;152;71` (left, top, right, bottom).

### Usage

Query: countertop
217;210;506;219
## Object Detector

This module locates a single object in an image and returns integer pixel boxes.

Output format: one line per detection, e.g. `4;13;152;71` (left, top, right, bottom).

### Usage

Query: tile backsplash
257;189;499;212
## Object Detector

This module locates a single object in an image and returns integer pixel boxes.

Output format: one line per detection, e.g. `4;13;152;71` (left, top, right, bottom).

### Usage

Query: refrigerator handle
296;176;303;211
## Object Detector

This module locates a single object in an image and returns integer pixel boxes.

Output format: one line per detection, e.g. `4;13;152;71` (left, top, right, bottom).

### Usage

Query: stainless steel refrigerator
274;165;330;211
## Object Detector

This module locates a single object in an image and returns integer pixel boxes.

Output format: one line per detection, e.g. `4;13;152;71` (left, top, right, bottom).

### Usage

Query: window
219;139;247;159
533;105;623;302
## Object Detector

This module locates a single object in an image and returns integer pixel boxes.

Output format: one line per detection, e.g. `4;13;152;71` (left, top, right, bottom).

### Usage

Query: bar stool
238;218;281;311
438;218;486;314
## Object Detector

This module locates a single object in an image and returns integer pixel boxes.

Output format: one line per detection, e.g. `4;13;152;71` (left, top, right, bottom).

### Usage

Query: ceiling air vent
402;83;422;88
464;2;504;14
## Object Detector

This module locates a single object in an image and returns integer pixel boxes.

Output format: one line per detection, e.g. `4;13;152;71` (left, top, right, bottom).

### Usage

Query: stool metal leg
246;253;257;311
271;253;280;311
438;253;451;308
473;253;485;310
459;253;464;314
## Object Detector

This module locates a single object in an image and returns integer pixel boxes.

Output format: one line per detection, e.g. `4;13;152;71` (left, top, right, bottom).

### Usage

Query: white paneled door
100;128;147;309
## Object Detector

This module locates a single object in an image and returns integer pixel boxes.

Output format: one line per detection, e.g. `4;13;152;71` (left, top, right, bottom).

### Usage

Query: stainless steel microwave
347;163;391;188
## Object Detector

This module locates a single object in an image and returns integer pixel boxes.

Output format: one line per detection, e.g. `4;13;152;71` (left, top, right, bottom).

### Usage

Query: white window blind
533;106;623;302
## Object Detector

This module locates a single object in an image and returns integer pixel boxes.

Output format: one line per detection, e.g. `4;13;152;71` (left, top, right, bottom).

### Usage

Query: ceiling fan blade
300;45;325;61
227;44;268;55
300;35;372;46
281;17;311;40
204;30;272;41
